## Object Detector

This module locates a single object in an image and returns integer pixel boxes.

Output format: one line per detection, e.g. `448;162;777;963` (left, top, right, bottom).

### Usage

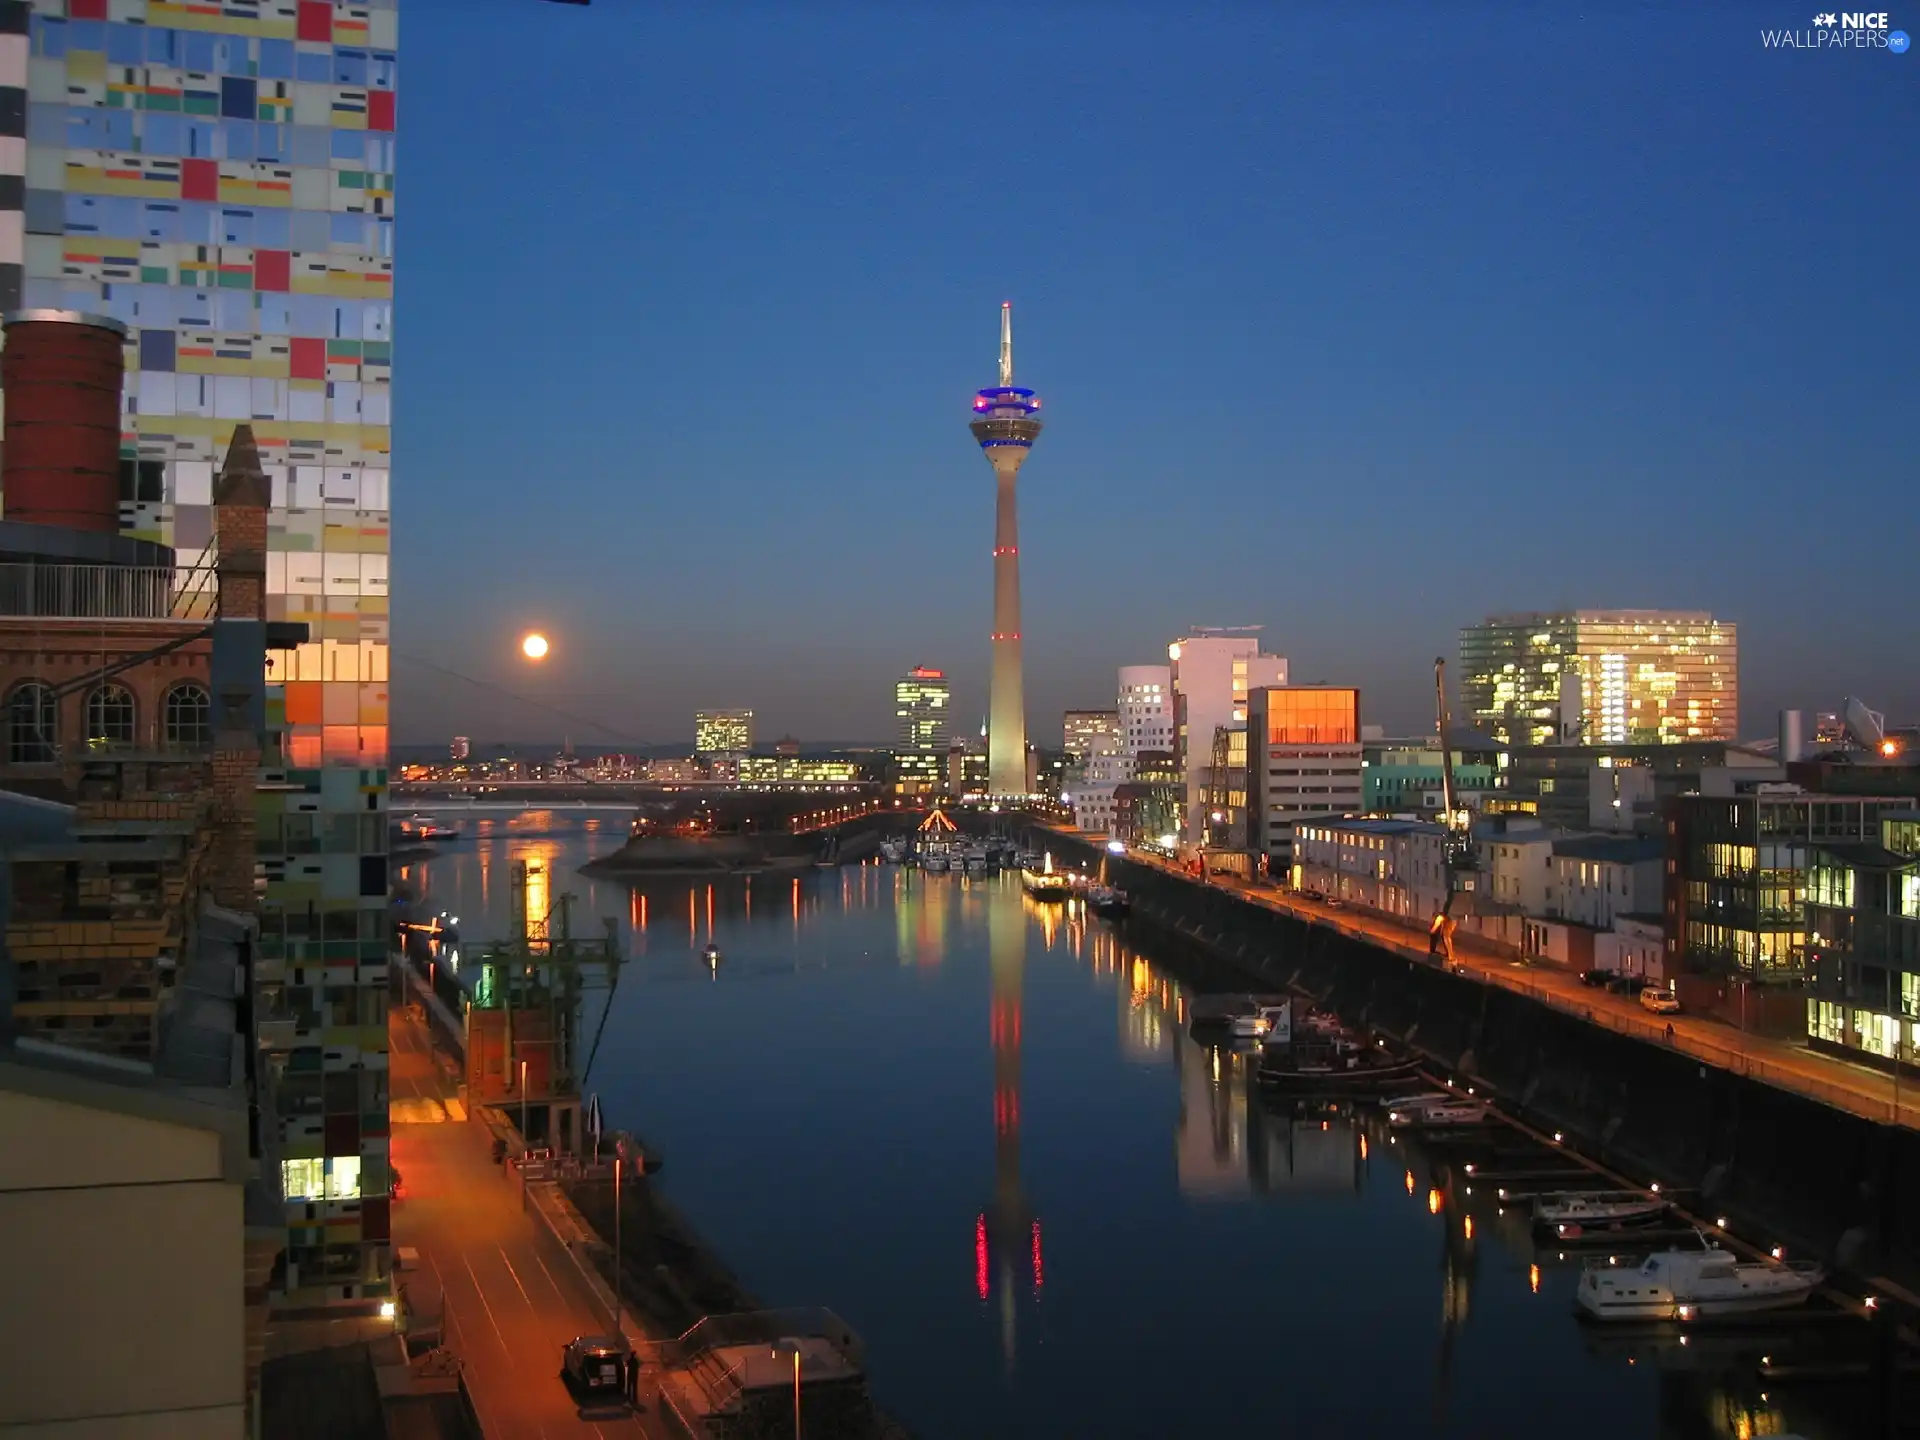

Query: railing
0;561;217;621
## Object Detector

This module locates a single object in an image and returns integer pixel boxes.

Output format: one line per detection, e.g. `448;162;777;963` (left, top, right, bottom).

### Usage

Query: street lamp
520;1058;529;1147
612;1137;624;1339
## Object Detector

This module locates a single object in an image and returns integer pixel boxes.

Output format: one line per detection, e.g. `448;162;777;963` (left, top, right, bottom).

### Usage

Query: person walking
625;1348;640;1406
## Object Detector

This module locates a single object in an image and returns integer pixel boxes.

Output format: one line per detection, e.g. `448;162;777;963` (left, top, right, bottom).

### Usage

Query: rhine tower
970;303;1044;797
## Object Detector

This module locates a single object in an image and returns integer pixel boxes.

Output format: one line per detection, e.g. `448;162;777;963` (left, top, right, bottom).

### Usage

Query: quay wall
1041;831;1920;1292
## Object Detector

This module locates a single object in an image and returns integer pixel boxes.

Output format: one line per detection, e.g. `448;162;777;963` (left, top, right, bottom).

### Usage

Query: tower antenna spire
999;301;1014;389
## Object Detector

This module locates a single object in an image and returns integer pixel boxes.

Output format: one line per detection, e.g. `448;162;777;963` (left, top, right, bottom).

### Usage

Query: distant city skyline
391;5;1916;746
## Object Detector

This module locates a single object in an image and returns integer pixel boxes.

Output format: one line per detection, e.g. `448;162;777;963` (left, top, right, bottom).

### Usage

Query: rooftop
1551;836;1665;865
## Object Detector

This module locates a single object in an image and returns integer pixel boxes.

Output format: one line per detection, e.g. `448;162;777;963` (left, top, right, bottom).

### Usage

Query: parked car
1606;974;1641;996
1578;969;1612;988
561;1335;630;1400
1639;986;1681;1015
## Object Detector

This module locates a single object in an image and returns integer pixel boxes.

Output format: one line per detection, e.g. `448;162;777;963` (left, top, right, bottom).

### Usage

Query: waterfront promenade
1067;830;1920;1130
390;1008;666;1439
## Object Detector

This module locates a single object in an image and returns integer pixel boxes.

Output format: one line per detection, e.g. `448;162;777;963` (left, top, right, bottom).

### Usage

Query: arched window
6;683;56;763
164;683;212;748
85;683;136;749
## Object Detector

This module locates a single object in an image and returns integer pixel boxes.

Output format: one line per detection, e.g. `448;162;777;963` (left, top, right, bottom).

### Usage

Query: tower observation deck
970;302;1043;799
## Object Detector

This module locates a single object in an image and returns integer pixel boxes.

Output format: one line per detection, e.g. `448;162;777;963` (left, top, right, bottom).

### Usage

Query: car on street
561;1335;630;1400
1579;969;1612;988
1639;986;1681;1015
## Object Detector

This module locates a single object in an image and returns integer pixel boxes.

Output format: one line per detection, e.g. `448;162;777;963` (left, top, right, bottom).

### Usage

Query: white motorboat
1535;1191;1670;1235
1230;1005;1291;1040
1383;1092;1454;1122
1387;1100;1488;1129
879;839;907;863
1576;1246;1825;1322
922;852;949;873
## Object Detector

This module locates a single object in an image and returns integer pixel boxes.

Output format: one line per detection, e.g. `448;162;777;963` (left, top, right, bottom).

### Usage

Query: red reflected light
974;1215;989;1299
1031;1220;1044;1291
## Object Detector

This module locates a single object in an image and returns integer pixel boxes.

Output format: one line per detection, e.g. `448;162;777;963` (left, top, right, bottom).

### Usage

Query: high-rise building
1168;630;1287;842
1460;612;1737;748
450;736;470;762
1246;686;1363;870
13;0;399;1315
1118;664;1173;757
894;665;950;796
970;303;1042;797
694;708;753;758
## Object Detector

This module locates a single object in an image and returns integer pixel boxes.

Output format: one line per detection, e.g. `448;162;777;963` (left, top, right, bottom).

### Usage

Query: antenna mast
999;301;1014;388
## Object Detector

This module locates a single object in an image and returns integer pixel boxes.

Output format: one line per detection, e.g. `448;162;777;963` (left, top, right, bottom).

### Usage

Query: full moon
521;633;550;660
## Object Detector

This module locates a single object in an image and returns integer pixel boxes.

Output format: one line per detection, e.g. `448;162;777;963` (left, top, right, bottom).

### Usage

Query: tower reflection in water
978;888;1040;1374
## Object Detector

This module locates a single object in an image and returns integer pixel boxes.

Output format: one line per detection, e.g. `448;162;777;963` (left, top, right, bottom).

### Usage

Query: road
1063;827;1920;1129
390;1009;668;1439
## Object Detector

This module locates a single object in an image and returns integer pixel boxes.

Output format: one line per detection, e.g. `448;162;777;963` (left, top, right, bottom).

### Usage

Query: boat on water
401;815;458;842
1387;1100;1489;1129
922;852;950;873
1575;1246;1826;1322
1014;850;1042;870
1258;1049;1424;1095
1087;883;1131;917
1230;1004;1292;1040
1021;852;1074;899
1535;1191;1671;1237
879;839;908;864
1382;1092;1455;1120
703;943;721;971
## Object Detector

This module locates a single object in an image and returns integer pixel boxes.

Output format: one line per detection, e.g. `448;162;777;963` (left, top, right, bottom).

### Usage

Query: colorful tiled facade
8;0;394;1312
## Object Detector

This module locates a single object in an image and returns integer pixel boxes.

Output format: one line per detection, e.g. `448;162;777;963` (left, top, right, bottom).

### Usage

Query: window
86;684;136;749
165;684;212;748
6;683;56;763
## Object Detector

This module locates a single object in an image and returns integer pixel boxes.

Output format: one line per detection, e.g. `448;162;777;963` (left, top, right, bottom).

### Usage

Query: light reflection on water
405;825;1863;1440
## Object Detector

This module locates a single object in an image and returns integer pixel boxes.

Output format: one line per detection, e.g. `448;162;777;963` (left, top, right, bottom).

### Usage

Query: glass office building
1460;611;1737;748
894;665;949;796
12;0;397;1313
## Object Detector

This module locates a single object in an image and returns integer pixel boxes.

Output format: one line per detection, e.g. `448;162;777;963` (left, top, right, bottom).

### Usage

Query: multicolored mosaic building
4;0;396;1312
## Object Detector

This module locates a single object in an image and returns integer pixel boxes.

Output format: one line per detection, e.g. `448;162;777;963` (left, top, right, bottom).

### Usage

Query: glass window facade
894;666;950;795
1460;611;1736;747
11;0;398;1313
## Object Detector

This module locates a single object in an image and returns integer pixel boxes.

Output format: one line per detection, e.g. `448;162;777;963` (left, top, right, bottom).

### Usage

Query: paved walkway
390;1009;667;1439
1068;829;1920;1129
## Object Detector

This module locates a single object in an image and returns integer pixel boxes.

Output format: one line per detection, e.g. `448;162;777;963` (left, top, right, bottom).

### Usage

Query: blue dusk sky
393;1;1917;749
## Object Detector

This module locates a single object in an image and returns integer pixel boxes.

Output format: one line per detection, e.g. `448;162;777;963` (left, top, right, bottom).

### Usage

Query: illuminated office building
1168;630;1286;842
1118;664;1173;757
14;0;398;1314
735;755;860;787
1246;686;1362;869
1061;709;1118;766
694;708;753;758
1460;612;1736;749
894;665;949;796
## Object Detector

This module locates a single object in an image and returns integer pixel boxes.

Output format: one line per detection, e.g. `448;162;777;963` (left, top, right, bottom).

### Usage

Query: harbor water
400;812;1875;1439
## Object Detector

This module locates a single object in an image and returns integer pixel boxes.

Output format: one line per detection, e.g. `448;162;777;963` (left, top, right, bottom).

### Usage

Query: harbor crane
1428;658;1478;965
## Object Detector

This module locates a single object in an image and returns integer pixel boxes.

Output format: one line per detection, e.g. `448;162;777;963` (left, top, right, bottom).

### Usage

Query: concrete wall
1045;830;1920;1289
0;1091;246;1438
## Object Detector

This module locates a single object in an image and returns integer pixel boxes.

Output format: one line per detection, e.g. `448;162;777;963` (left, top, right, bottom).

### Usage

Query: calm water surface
402;813;1869;1440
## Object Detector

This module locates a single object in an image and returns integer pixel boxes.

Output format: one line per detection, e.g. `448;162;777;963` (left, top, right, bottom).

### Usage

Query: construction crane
1429;658;1478;965
1205;724;1235;849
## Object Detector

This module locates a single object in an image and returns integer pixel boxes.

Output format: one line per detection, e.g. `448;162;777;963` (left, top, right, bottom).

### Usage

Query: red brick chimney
214;424;269;622
208;424;269;910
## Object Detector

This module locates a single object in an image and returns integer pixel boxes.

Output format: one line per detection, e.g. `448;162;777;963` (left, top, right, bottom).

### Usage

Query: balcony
0;561;217;622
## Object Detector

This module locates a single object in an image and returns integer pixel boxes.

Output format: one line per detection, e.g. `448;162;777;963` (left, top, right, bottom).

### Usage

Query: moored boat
1087;883;1131;917
1535;1191;1671;1237
1576;1246;1825;1322
1021;852;1074;899
1387;1100;1489;1130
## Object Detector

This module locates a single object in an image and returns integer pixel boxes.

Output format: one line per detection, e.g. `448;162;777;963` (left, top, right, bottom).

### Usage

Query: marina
396;814;1896;1440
